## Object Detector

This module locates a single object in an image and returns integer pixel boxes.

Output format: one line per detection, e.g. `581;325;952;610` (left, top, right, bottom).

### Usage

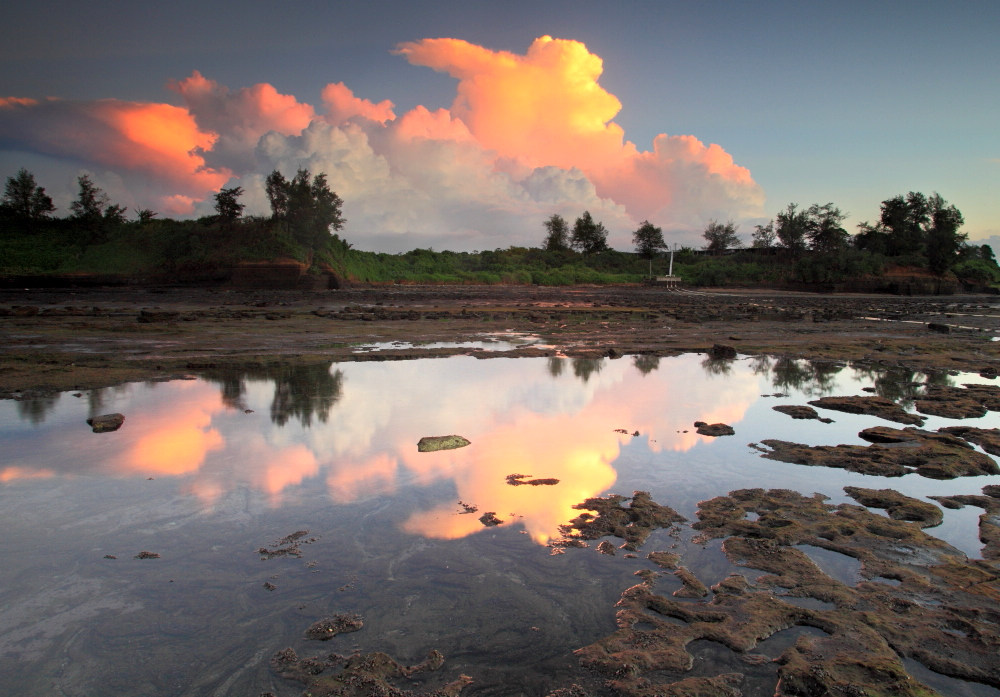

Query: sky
1;0;997;253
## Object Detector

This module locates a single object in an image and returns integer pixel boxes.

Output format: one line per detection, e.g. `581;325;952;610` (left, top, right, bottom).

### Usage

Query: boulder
87;413;125;433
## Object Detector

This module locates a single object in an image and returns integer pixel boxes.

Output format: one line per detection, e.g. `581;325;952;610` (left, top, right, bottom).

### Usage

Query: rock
304;613;364;640
596;541;616;556
772;404;833;422
808;395;924;425
709;343;737;359
915;383;1000;419
672;566;709;598
927;322;950;333
843;486;943;527
939;425;1000;455
478;511;503;527
87;413;125;433
760;427;999;479
694;421;735;436
506;473;559;486
417;435;471;452
556;491;685;552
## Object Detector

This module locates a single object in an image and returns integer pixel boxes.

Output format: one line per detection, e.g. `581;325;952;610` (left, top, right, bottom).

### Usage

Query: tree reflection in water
203;363;344;427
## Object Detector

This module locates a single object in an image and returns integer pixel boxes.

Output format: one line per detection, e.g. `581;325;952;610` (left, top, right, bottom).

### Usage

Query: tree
633;220;665;259
570;211;609;254
702;219;740;253
775;204;809;252
880;192;929;257
805;203;848;253
751;221;776;249
214;186;245;224
265;169;345;249
924;193;965;273
70;174;109;222
542;214;570;251
2;168;54;221
135;208;158;225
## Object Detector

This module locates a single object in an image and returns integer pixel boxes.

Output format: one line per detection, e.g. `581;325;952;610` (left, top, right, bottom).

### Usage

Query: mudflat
1;284;998;398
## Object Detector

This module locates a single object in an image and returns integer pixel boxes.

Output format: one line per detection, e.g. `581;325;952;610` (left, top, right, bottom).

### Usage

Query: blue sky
1;0;996;252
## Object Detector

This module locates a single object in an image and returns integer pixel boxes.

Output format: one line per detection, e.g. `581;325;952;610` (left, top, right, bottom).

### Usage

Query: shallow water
2;354;999;696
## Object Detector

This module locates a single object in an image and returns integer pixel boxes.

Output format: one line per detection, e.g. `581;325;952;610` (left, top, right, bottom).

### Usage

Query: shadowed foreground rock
575;488;1000;696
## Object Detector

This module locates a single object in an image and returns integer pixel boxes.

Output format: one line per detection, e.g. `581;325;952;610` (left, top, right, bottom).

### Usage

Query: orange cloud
124;408;225;476
0;96;229;198
321;82;395;125
396;36;764;227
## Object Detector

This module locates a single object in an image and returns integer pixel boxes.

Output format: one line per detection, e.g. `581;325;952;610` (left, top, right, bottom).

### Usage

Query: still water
1;354;998;696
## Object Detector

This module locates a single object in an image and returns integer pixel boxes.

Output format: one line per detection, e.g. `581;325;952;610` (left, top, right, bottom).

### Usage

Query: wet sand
2;284;998;398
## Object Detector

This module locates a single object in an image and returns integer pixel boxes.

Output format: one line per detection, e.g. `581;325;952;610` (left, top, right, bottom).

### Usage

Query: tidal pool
2;353;999;696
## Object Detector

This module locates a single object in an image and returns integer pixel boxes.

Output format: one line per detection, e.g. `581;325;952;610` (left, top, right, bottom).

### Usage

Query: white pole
668;244;675;277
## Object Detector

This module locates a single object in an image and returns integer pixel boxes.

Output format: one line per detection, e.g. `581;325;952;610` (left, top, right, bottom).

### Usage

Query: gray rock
87;413;125;433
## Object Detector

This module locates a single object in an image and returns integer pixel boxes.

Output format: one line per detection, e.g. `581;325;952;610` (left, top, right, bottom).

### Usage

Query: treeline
2;167;998;290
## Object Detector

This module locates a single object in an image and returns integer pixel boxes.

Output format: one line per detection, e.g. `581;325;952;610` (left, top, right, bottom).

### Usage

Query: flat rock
86;413;125;433
808;395;924;425
772;404;833;422
417;434;471;452
915;383;1000;419
761;426;999;479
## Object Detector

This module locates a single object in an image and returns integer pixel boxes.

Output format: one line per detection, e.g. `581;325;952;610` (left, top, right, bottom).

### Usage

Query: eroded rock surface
575;488;1000;696
304;614;364;641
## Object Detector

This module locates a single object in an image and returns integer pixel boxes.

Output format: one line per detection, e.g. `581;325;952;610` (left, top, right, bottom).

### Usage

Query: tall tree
570;211;609;254
880;192;928;257
751;220;776;249
775;203;809;252
805;203;848;253
702;219;740;253
70;174;109;222
214;186;245;225
924;193;965;273
2;168;54;221
265;169;345;249
542;213;570;251
633;220;665;259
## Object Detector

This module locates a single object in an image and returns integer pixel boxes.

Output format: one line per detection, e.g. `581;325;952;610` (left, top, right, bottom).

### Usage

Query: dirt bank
1;284;998;398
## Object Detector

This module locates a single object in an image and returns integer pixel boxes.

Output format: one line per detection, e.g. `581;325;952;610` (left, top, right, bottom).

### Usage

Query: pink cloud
321;82;395;125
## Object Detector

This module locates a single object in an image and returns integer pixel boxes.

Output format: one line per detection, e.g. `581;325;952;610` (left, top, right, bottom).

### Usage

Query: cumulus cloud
0;36;762;248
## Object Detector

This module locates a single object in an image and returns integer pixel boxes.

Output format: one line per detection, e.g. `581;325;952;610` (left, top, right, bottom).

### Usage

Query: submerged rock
271;646;472;697
87;413;125;433
417;435;471;452
505;473;559;486
305;614;364;641
808;395;924;425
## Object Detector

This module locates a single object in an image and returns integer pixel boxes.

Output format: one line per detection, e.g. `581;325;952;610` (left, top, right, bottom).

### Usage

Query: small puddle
794;544;862;586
